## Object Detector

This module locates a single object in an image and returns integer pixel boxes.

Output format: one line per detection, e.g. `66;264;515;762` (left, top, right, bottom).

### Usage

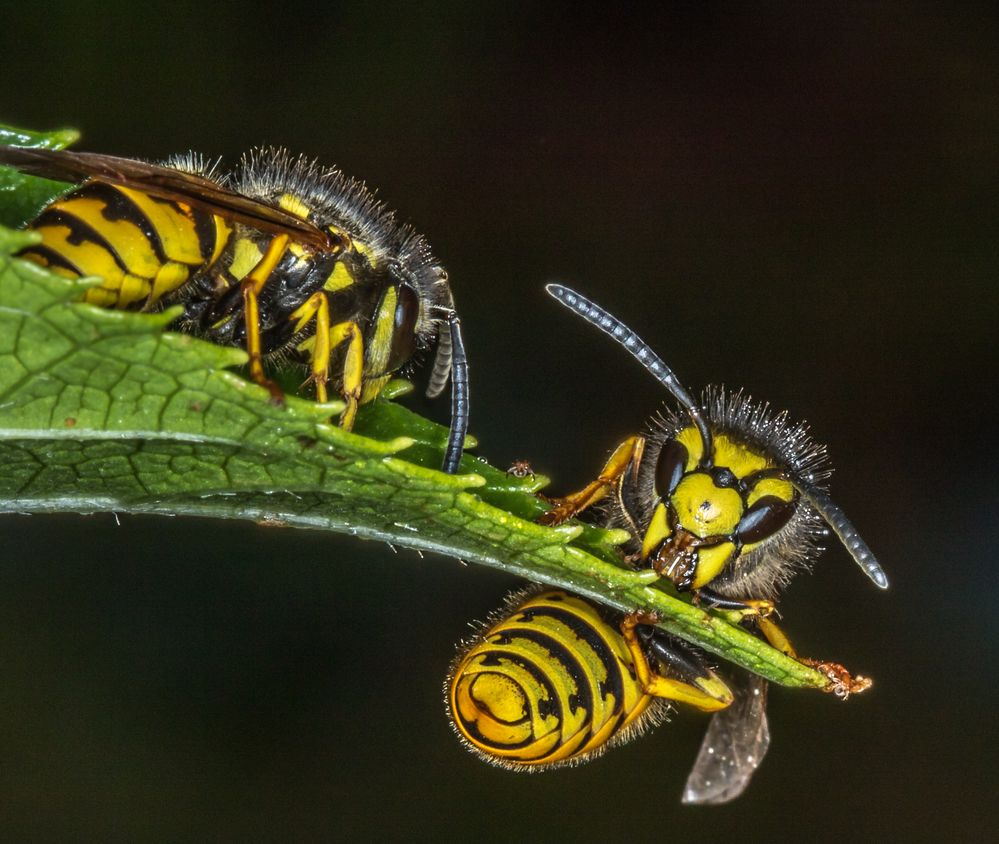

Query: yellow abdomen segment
448;591;652;768
19;180;231;308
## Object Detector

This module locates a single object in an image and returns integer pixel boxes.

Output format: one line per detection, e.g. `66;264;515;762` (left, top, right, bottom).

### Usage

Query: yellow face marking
747;476;795;507
365;286;398;376
642;501;672;560
671;473;743;539
692;542;737;589
228;237;262;281
323;261;355;292
712;433;770;478
675;427;773;479
278;192;311;220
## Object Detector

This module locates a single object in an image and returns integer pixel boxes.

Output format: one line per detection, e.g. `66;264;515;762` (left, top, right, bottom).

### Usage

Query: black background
1;3;996;841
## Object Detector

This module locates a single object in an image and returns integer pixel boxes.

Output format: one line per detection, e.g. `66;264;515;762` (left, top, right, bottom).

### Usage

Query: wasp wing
0;145;331;250
682;672;770;805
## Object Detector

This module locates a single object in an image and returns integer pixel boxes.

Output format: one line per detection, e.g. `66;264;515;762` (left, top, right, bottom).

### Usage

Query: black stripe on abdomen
521;605;626;712
34;207;131;275
72;182;170;264
490;626;595;725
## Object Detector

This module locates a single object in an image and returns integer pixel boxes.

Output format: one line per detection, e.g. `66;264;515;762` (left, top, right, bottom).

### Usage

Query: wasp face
641;423;799;591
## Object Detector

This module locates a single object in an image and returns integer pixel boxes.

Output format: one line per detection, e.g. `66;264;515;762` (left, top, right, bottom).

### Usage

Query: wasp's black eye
735;495;796;544
655;438;689;497
387;282;420;371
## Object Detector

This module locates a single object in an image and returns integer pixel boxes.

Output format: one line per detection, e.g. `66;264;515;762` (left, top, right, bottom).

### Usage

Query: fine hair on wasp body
0;142;468;472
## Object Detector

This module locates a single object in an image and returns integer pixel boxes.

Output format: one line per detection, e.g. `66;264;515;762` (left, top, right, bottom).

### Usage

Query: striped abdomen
448;590;664;768
20;181;232;308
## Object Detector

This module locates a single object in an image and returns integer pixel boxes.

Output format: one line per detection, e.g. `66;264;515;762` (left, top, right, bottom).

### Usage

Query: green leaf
0;123;79;229
0;218;834;692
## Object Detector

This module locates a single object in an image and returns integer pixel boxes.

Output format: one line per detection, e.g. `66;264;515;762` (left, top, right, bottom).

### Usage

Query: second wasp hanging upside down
0;143;468;472
446;284;887;803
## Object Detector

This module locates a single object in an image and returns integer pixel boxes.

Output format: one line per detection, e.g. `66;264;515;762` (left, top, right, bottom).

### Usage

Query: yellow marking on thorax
323;261;354;292
278;192;311;219
228;237;262;281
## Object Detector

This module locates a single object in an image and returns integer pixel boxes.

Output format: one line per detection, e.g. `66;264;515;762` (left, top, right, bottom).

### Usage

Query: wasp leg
694;587;793;657
694;588;777;621
240;234;290;403
538;436;645;526
798;658;873;698
327;320;364;430
290;292;332;403
620;611;733;712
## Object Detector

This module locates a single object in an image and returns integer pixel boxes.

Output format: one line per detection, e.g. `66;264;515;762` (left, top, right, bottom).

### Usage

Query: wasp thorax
644;426;798;590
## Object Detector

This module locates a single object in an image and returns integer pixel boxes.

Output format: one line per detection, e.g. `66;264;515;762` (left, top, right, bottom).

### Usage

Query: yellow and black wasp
446;285;887;802
0;144;468;471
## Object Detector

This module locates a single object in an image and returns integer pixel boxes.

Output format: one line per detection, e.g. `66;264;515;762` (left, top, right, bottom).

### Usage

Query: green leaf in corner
0;123;79;228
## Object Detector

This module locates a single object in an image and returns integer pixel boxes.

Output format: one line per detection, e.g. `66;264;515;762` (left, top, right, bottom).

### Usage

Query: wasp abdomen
447;590;662;768
20;180;231;309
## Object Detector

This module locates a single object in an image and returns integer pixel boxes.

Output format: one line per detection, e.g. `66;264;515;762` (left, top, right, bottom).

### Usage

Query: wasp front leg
241;233;291;402
620;610;734;712
290;292;333;404
538;435;645;526
291;305;364;428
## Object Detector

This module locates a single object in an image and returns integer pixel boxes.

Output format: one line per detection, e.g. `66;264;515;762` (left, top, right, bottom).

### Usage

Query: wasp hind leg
621;611;733;712
241;234;291;403
538;435;645;526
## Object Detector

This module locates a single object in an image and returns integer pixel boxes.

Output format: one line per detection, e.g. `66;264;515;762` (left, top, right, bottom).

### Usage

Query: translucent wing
682;672;770;805
0;145;332;250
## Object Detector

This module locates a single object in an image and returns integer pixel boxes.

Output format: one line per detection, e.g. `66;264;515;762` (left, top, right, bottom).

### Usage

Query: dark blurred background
1;2;996;840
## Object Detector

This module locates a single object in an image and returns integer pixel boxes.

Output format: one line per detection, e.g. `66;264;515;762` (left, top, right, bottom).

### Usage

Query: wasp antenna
545;283;714;465
426;316;452;399
441;311;468;474
793;484;888;589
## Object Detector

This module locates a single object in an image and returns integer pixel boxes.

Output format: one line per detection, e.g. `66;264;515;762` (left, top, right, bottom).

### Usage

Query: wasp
0;144;468;472
446;285;886;801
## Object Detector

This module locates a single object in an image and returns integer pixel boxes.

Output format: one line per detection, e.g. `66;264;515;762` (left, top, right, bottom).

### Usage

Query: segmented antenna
545;283;714;467
792;484;889;589
441;311;468;474
426;318;452;399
